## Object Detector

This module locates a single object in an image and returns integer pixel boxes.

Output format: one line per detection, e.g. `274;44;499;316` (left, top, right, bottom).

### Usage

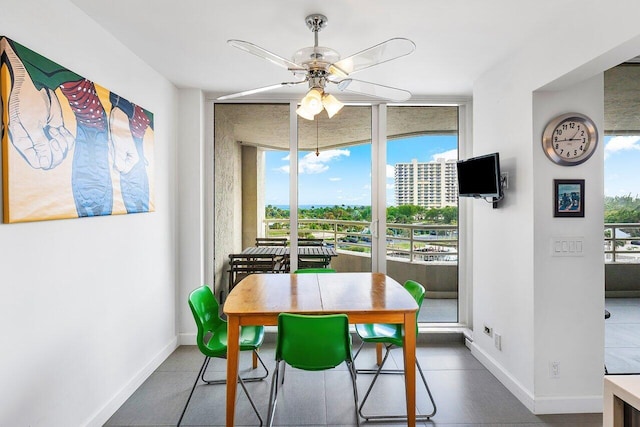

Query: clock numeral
555;129;563;136
579;145;584;151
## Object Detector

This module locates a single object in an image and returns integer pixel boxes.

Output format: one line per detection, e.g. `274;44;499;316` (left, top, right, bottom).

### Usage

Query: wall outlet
483;324;493;337
494;332;502;350
550;361;560;378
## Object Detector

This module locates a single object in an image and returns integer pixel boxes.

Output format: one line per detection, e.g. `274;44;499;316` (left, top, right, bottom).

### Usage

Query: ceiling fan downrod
305;13;328;50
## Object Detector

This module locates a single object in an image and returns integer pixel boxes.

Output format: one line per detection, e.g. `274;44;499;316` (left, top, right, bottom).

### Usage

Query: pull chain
315;117;320;156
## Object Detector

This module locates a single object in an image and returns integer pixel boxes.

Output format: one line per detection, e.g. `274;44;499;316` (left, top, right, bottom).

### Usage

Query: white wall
0;1;178;426
532;76;605;412
469;0;640;414
176;89;205;341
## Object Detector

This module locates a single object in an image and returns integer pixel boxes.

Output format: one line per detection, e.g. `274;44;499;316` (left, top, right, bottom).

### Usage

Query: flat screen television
456;152;502;199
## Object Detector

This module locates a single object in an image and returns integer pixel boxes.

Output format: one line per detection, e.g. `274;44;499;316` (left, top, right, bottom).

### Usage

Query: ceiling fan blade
336;79;412;102
217;81;306;100
329;38;416;77
228;40;306;72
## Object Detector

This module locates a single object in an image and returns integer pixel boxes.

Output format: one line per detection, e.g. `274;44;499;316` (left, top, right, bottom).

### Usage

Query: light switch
551;237;584;257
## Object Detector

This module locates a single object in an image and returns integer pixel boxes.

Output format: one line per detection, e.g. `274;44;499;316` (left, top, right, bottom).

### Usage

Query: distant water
270;204;369;210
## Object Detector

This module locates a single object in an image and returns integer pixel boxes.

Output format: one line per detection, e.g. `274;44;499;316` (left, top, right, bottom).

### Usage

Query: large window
603;63;640;374
216;102;465;325
386;106;459;323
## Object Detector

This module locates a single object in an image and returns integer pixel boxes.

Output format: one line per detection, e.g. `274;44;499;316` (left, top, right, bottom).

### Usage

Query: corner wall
177;89;206;338
532;75;605;413
213;107;243;298
0;1;178;425
469;0;640;414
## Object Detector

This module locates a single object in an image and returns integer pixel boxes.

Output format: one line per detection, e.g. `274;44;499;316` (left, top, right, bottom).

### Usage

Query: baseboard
178;332;197;345
469;342;603;414
84;336;178;427
533;395;603;414
469;342;536;412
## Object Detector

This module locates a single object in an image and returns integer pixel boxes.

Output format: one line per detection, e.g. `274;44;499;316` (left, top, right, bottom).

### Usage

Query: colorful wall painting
0;36;154;223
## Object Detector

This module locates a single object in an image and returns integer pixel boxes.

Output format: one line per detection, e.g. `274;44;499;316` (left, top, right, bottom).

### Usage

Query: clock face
542;113;598;166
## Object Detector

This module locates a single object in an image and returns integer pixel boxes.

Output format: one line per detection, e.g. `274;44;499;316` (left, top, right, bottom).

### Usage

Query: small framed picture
554;179;585;218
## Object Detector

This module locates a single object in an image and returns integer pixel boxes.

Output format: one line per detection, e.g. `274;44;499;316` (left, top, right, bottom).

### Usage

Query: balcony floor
605;297;640;374
419;297;640;375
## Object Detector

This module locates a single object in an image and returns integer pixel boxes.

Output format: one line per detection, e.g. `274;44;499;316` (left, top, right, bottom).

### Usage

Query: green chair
293;268;336;273
354;279;436;422
266;313;360;427
178;285;268;426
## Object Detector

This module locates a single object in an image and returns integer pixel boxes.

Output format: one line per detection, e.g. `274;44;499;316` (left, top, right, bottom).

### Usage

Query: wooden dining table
223;272;420;426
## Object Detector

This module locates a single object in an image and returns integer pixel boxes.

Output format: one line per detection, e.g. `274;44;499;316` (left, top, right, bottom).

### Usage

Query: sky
604;135;640;198
265;134;458;207
264;134;640;207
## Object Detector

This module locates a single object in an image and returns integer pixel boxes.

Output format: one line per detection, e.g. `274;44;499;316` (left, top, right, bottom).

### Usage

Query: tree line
266;204;458;225
605;195;640;223
267;196;640;224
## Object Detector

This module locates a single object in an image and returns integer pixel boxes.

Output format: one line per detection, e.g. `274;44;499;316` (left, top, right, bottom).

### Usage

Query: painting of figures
0;36;154;223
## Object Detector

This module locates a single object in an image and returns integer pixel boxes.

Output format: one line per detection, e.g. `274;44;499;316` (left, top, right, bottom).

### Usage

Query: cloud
431;149;458;161
299;149;350;174
273;149;349;174
329;177;342;182
605;136;640;159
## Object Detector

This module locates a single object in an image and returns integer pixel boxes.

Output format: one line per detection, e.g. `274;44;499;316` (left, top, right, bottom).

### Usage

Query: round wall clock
542;112;598;166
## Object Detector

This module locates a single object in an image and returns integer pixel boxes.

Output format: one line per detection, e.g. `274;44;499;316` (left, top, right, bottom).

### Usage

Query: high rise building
394;158;458;208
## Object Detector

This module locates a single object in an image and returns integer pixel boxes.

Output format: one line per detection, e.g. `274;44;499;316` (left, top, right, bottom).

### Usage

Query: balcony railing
264;220;640;264
605;223;640;263
264;219;458;263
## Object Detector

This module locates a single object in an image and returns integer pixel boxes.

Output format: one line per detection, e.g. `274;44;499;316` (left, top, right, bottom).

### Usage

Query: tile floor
106;339;603;426
605;297;640;374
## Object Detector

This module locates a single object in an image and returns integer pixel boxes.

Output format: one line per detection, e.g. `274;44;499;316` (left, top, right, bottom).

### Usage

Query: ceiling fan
217;13;416;120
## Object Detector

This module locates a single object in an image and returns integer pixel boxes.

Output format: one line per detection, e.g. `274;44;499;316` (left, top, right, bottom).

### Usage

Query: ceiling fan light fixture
301;87;324;115
296;105;316;121
322;93;344;118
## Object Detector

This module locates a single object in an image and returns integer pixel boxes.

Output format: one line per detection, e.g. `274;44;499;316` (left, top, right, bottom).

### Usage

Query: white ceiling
70;0;584;100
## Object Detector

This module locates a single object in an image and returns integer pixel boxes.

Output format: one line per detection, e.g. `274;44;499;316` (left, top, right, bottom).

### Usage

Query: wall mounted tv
457;152;503;206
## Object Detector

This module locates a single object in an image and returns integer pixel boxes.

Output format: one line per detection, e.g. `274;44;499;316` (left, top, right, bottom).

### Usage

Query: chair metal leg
268;359;358;427
266;360;282;427
357;344;437;421
179;354;266;427
177;356;209;427
201;349;269;384
238;374;264;426
347;360;361;427
280;361;286;385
